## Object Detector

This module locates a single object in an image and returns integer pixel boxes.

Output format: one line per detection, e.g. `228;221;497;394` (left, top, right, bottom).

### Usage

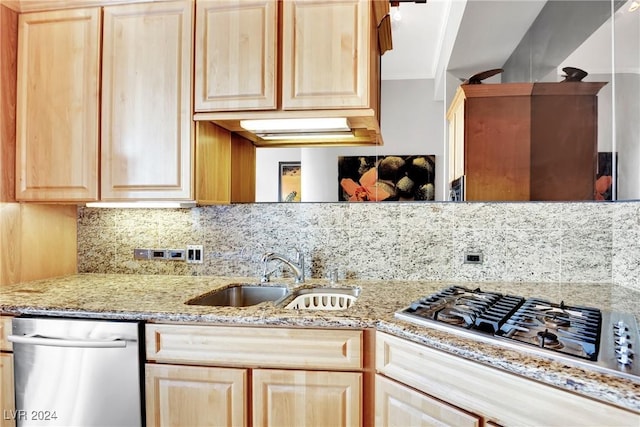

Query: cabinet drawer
376;332;639;426
375;374;480;427
146;324;363;370
0;317;12;351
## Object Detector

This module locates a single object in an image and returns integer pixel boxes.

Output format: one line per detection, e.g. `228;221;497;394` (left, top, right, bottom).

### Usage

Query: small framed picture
278;162;301;202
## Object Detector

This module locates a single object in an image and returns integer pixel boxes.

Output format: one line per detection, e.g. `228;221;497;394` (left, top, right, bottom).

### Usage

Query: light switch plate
187;245;203;264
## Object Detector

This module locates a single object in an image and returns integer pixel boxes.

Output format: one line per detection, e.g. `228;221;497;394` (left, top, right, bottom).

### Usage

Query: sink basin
186;284;290;307
281;287;360;310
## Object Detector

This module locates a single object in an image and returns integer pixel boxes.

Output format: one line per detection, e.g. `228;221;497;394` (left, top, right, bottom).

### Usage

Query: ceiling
381;0;639;84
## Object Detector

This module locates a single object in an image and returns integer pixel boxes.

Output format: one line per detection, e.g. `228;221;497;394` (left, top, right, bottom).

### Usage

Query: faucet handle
292;247;303;264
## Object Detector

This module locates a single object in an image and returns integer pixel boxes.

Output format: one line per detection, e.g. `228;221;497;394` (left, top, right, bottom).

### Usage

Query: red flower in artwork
340;167;390;201
595;175;612;200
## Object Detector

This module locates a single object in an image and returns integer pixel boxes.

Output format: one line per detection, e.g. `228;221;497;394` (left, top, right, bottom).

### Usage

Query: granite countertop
1;273;639;414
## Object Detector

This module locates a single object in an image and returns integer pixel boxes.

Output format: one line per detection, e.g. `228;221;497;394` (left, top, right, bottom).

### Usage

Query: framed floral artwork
279;162;301;202
338;155;435;201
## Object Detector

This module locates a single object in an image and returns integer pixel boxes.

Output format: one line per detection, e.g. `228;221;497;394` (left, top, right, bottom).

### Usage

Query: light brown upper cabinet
194;0;277;112
15;8;100;201
15;1;194;203
101;1;194;201
281;0;371;110
194;0;387;146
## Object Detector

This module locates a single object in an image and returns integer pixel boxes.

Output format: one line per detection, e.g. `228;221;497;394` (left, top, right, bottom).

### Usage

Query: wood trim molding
2;0;175;13
0;4;17;202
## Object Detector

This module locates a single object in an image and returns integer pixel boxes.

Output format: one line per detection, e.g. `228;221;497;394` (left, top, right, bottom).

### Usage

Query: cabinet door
101;1;193;200
282;0;370;110
253;369;362;427
375;375;480;427
446;88;465;185
16;8;100;201
145;364;247;427
195;0;277;112
0;353;14;427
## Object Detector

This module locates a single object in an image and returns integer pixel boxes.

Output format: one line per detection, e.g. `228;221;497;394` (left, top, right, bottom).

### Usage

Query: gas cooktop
395;286;639;381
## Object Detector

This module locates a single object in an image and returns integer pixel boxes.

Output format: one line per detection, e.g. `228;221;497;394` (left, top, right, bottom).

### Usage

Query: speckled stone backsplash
77;202;640;290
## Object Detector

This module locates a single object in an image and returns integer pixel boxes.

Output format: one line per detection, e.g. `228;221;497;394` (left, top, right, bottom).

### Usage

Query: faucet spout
261;248;305;284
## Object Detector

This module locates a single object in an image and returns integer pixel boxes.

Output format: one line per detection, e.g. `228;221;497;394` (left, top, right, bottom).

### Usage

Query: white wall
574;72;639;200
614;73;640;200
255;148;300;202
255;79;446;202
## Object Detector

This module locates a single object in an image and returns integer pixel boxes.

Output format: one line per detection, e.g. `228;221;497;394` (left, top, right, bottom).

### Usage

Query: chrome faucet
261;247;305;284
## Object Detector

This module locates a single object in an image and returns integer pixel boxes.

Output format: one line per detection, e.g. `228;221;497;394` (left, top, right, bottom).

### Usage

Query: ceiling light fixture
629;0;639;12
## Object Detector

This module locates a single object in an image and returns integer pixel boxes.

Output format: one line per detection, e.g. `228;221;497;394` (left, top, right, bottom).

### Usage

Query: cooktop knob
617;334;629;345
617;350;631;366
614;321;628;336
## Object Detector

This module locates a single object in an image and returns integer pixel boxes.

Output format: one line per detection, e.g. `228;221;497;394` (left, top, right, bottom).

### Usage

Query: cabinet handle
8;333;127;348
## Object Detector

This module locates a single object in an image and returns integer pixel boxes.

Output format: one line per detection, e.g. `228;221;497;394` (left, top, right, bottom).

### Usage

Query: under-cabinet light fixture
240;117;350;134
257;131;355;141
85;201;196;209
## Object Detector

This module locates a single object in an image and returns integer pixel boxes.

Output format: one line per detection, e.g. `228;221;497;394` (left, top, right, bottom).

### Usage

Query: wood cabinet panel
0;353;14;427
0;316;11;352
15;7;100;201
253;369;362;427
195;0;277;112
0;204;76;286
1;5;17;203
282;0;370;110
375;374;480;427
146;363;247;427
101;0;193;200
146;324;363;370
376;332;639;426
1;316;14;426
464;94;532;201
195;121;255;204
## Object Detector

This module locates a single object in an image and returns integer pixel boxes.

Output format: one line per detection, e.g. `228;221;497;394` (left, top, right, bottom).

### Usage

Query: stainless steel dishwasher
8;316;144;427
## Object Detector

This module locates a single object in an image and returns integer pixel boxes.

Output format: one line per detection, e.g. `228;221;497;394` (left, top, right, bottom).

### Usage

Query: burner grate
474;294;524;333
498;298;602;361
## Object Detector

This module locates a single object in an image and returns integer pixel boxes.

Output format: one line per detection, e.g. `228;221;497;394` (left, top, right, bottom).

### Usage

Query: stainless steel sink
280;286;360;310
185;284;290;307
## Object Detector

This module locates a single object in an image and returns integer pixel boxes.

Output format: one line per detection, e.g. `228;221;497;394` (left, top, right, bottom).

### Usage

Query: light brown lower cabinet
0;354;14;427
253;369;362;427
145;324;366;427
376;331;639;426
145;364;247;427
1;316;14;427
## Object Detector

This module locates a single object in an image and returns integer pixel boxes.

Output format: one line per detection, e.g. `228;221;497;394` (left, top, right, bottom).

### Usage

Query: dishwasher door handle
7;333;127;348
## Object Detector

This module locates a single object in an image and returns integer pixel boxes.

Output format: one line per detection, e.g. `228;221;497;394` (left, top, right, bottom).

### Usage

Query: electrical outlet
167;249;186;261
187;245;203;264
151;249;167;260
464;251;483;264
